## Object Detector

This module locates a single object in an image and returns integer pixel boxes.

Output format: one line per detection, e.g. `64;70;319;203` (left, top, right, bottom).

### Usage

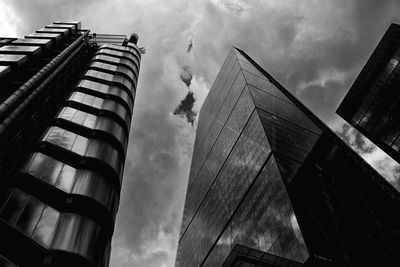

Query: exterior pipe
0;30;89;125
0;31;89;136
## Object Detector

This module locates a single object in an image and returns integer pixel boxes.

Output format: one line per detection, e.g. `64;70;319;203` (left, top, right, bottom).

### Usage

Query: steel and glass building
0;21;141;266
175;48;400;267
337;23;400;164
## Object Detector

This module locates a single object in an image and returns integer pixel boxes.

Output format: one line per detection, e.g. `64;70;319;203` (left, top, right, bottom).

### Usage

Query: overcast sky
1;0;400;266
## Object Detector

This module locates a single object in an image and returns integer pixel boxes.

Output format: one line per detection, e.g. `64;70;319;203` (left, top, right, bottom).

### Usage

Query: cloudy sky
1;0;400;266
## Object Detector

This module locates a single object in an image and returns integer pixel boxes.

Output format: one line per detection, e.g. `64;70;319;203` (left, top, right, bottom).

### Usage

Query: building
337;23;400;164
175;48;400;267
0;21;141;266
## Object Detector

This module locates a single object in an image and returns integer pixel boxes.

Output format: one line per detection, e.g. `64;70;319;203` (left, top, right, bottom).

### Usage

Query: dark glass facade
0;21;141;266
176;47;400;267
337;23;400;164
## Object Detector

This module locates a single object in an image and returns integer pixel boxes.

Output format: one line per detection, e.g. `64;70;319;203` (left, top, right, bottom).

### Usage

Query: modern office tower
175;47;400;267
0;21;141;266
337;23;400;164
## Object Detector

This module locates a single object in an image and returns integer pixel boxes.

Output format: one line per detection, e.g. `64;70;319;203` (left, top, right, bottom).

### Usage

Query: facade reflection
176;48;400;267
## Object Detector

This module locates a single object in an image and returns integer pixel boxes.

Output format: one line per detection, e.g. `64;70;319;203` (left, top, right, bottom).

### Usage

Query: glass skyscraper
337;23;400;164
175;47;400;266
0;21;141;266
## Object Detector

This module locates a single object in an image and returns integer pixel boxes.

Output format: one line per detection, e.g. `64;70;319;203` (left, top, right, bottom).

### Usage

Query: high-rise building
0;21;141;266
337;23;400;164
175;47;400;267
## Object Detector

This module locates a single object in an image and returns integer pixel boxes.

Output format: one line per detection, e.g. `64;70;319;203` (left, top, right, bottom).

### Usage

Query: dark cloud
187;38;193;53
174;91;197;126
336;123;375;154
179;65;193;87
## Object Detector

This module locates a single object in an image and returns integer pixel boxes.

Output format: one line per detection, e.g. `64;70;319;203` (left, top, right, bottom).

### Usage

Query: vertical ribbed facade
0;22;141;267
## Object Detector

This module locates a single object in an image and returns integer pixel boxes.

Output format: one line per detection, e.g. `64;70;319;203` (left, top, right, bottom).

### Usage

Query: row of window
0;189;108;265
76;79;134;112
21;152;118;218
57;107;128;153
97;46;140;70
84;69;135;93
67;91;131;132
41;126;123;179
89;61;136;86
100;43;141;62
92;54;139;78
36;27;70;38
97;45;141;67
351;49;400;154
95;50;140;79
0;27;72;77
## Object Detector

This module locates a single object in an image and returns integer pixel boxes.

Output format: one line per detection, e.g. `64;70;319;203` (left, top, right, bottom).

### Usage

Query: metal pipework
0;30;90;133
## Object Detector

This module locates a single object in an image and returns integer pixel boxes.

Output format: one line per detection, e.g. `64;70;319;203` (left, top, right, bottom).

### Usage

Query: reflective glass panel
84;70;134;91
68;92;131;128
0;190;60;248
52;214;105;263
77;79;134;110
